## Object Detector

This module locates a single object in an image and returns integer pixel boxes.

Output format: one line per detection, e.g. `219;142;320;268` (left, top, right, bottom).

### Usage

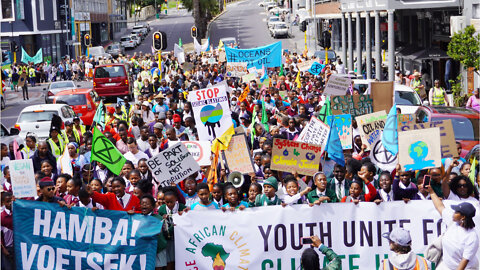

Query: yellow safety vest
29;68;36;77
412;79;421;94
431;87;445;105
382;256;428;270
20;146;35;159
134;81;143;96
48;137;65;158
74;125;86;136
62;129;80;144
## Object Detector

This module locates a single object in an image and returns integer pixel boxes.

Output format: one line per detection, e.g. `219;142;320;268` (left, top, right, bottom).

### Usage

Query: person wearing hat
114;104;128;122
36;177;66;205
410;72;425;99
47;126;65;159
429;184;479;270
61;120;80;145
72;116;86;142
172;114;188;141
153;93;169;114
428;80;449;106
106;106;116;127
254;176;282;206
381;227;428;270
141;101;155;124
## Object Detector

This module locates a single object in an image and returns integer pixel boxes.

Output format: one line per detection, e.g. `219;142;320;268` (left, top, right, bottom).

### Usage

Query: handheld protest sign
18;73;27;88
181;141;212;166
398;120;458;159
271;138;323;176
356;111;387;149
296;116;330;150
10;159;36;198
369;133;398;172
226;62;248;77
398;127;442;171
147;143;201;187
324;74;352;96
223;134;255;174
326;114;353;150
331;94;373;118
188;84;233;141
297;59;316;72
371;81;394;112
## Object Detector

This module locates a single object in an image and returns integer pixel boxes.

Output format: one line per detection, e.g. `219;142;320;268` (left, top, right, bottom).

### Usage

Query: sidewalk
3;83;44;103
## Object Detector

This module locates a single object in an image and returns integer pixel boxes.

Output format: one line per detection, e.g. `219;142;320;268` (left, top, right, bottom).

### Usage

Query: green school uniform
306;188;338;203
157;203;186;237
254;194;282;207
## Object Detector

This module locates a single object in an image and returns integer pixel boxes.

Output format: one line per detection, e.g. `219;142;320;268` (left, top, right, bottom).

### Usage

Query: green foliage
449;75;468;107
447;25;480;73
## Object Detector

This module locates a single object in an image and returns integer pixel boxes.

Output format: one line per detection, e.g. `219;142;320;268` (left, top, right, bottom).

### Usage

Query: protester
381;227;429;269
300;235;341;270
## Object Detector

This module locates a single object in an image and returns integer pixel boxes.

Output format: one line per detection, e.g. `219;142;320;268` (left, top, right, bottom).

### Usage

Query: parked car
265;2;277;10
15;104;77;141
414;106;479;157
314;49;337;63
259;0;275;7
269;7;289;15
120;36;136;49
93;64;131;99
352;79;375;94
130;34;141;47
220;37;237;48
133;24;148;36
270;22;289;38
53;88;99;127
267;16;281;29
393;84;423;114
131;29;145;41
106;43;125;58
43;81;78;103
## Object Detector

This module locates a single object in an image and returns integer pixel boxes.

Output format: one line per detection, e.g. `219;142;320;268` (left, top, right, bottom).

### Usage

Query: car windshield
110;45;120;49
95;66;126;78
433;116;479;141
314;51;336;60
270;17;279;22
121;37;131;41
395;91;421;106
276;24;287;29
55;94;87;106
18;111;58;123
50;82;75;89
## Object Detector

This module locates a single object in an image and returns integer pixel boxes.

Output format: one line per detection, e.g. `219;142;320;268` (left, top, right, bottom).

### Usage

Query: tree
181;0;219;40
447;25;480;75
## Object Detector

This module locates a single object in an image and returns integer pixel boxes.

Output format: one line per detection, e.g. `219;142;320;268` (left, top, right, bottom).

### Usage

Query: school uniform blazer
91;192;141;213
306;189;338;203
326;178;352;199
392;175;418;201
157;204;186;235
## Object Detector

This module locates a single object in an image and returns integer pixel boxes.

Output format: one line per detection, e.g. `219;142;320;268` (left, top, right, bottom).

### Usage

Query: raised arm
428;184;445;215
442;159;458;199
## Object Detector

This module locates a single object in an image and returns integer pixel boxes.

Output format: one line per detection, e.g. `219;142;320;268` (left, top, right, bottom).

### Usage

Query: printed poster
398;127;442;171
223;134;255;174
188;84;233;141
226;62;248;77
271;138;323;176
326;114;353;149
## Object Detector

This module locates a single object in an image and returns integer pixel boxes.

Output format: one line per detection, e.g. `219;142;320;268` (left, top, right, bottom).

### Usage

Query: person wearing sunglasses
36;177;67;207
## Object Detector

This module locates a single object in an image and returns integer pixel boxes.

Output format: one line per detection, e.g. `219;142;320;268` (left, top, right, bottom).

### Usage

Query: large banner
188;84;233;141
225;42;282;69
174;201;480;269
13;200;162;269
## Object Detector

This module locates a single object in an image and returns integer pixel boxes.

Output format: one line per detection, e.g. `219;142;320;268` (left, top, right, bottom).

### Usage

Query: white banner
188;85;233;141
146;143;200;187
174;201;480;270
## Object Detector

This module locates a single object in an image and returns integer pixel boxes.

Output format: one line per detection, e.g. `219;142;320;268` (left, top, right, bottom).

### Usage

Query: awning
402;47;449;60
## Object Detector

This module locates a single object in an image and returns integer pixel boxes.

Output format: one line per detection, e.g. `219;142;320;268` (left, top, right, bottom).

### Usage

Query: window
1;0;13;20
56;94;87;106
94;66;126;78
433;117;479;141
18;111;58;123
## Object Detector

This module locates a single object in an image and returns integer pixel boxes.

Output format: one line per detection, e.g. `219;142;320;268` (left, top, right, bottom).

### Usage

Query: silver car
270;22;289;38
106;43;125;58
43;81;78;103
120;36;136;49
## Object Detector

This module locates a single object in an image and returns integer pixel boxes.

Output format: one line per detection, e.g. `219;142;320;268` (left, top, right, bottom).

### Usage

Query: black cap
451;202;476;218
65;120;73;126
73;116;80;121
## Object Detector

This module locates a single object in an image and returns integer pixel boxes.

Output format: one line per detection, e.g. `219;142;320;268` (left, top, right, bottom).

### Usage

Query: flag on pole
91;127;126;175
93;100;105;128
260;65;268;83
295;71;301;88
317;96;332;123
178;38;183;47
211;124;235;152
382;104;399;156
218;39;224;50
12;139;22;160
278;64;284;76
468;156;477;185
261;98;270;132
326;117;345;166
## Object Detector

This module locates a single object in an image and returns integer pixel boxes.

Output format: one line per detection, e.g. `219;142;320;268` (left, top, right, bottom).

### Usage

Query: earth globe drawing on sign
200;103;223;138
404;141;435;171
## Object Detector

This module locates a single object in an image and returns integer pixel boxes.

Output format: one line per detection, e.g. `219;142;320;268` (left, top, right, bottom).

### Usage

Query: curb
206;10;227;38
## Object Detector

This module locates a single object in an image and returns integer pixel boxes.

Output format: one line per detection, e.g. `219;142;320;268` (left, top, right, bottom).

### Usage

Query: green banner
21;47;43;64
91;126;126;175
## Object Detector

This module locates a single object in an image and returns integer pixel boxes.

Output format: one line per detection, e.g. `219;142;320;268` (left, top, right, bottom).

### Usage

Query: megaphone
227;171;244;188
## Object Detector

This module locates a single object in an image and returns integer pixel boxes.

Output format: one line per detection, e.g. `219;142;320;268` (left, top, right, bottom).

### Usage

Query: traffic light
153;31;167;51
322;31;331;49
84;34;91;46
299;21;308;32
10;41;18;52
191;26;197;39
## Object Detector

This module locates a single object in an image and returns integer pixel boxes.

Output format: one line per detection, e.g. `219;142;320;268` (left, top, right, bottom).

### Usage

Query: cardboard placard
223;134;255;174
182;62;194;72
397;114;415;126
10;159;37;198
371;81;394;112
398;120;458;158
181;141;212;166
398;127;442;171
326;114;353;149
271;138;323;176
324;75;352;96
369;134;398;172
18;73;27;88
242;73;257;83
147;143;200;187
297;59;315;72
356;111;387;148
218;51;226;62
331;95;373;118
226;62;248;77
296;116;330;150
